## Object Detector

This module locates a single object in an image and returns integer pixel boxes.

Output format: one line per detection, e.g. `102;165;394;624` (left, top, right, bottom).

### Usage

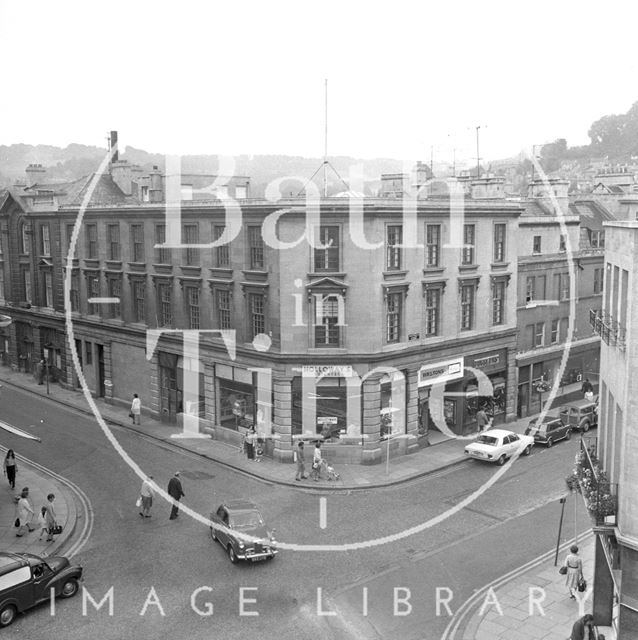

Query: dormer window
141;185;149;202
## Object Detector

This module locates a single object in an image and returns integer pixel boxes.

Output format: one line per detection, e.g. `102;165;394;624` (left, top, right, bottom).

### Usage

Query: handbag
135;496;142;508
559;565;567;575
577;577;587;592
14;517;19;528
48;525;63;536
129;411;134;419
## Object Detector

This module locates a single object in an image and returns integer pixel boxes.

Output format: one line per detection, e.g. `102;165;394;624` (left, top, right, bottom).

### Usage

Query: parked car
464;429;534;465
559;398;598;432
525;415;572;447
0;552;82;627
209;500;277;564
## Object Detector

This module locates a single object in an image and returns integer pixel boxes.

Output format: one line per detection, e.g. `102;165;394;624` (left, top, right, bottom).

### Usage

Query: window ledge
490;262;510;270
383;270;408;280
308;272;346;279
459;264;479;272
422;267;444;275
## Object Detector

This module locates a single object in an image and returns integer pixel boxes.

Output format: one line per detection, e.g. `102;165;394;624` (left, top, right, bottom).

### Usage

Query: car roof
482;429;516;438
0;553;28;576
222;500;260;513
530;415;562;424
564;398;597;409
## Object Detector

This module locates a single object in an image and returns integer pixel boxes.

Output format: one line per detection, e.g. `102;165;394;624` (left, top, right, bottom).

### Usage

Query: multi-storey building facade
0;158;522;464
514;179;610;416
588;220;638;637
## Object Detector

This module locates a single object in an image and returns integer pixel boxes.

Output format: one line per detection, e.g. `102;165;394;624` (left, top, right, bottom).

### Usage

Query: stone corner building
0;149;528;465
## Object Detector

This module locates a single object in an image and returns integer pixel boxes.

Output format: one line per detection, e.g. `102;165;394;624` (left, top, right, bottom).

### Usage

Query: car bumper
464;450;496;462
237;548;278;561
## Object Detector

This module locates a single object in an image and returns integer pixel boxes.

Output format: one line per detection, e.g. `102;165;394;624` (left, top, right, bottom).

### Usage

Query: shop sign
301;365;353;378
418;357;464;387
317;416;338;424
473;354;500;369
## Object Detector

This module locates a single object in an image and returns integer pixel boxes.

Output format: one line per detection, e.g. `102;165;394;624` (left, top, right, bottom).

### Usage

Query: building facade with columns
0;160;522;464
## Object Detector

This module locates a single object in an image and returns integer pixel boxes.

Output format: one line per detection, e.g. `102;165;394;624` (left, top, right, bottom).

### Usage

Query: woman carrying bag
564;544;584;599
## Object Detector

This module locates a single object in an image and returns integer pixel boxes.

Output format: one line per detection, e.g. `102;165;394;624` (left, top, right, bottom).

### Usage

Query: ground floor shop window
219;379;254;431
291;377;359;441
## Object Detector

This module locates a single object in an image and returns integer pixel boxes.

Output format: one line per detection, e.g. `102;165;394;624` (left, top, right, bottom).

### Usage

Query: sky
1;0;637;167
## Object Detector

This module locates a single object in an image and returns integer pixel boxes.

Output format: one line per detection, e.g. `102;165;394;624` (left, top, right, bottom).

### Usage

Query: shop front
516;342;601;418
158;351;205;424
419;350;509;436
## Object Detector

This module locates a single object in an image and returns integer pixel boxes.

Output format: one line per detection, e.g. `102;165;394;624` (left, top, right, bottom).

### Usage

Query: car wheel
546;438;553;448
497;455;506;466
61;578;79;598
582;421;590;433
565;429;572;440
523;445;532;456
0;604;16;627
210;526;217;541
228;545;238;564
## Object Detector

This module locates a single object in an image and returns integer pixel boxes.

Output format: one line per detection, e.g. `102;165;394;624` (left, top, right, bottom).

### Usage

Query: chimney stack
25;164;46;187
110;131;119;163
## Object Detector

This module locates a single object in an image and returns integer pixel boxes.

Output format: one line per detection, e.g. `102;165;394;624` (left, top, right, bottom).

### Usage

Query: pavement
0;367;604;638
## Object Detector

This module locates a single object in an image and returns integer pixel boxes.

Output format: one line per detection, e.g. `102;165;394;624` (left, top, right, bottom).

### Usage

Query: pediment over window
38;258;53;269
305;276;348;301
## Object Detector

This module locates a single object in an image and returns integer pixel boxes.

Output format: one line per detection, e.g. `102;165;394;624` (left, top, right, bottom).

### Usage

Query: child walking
37;506;48;541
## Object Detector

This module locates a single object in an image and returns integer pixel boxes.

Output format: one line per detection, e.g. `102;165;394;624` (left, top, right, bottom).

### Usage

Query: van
559;398;598;433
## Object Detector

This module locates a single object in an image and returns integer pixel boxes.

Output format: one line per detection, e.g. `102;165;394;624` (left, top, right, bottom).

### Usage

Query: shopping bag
135;496;142;508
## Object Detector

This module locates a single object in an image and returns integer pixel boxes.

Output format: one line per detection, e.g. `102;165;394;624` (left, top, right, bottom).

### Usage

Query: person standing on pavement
3;449;17;489
15;488;35;536
569;613;595;640
167;472;185;520
311;442;323;481
36;359;45;385
476;408;490;432
564;544;584;599
295;441;306;481
43;493;57;542
131;393;142;425
581;378;594;401
140;475;154;518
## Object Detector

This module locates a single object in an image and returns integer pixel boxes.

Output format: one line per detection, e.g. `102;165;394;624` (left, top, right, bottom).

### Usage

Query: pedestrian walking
4;449;17;489
295;441;306;481
311;442;323;481
37;506;48;541
476;408;490;432
139;475;154;518
167;472;185;520
564;544;584;599
43;493;57;542
130;393;142;424
15;488;35;536
569;613;596;640
581;378;594;401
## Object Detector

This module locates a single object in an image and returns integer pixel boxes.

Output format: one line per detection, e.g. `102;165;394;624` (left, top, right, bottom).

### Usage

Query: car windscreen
230;511;263;528
475;435;498;446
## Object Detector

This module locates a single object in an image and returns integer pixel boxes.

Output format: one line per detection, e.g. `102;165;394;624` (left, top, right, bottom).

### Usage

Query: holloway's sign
418;357;464;388
301;365;353;378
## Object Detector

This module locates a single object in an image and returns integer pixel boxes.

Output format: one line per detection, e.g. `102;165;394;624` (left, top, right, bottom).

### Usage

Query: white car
464;428;534;465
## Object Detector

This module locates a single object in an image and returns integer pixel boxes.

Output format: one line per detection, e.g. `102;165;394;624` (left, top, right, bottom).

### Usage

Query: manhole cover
179;470;216;480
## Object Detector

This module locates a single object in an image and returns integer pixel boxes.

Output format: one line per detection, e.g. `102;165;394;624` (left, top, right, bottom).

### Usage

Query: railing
589;309;626;352
567;437;619;526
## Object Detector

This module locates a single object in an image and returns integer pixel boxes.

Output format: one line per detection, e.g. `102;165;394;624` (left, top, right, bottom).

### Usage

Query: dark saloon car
0;552;82;627
209;500;277;564
525;415;572;447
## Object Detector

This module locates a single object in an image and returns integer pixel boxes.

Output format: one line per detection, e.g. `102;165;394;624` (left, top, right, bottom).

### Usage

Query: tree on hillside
588;101;638;157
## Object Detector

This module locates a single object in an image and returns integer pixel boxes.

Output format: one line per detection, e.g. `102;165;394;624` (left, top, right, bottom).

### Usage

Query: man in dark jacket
167;472;185;520
570;614;595;640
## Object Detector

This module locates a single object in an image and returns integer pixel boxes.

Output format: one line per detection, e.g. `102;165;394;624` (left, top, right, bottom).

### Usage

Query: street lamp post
45;358;50;395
